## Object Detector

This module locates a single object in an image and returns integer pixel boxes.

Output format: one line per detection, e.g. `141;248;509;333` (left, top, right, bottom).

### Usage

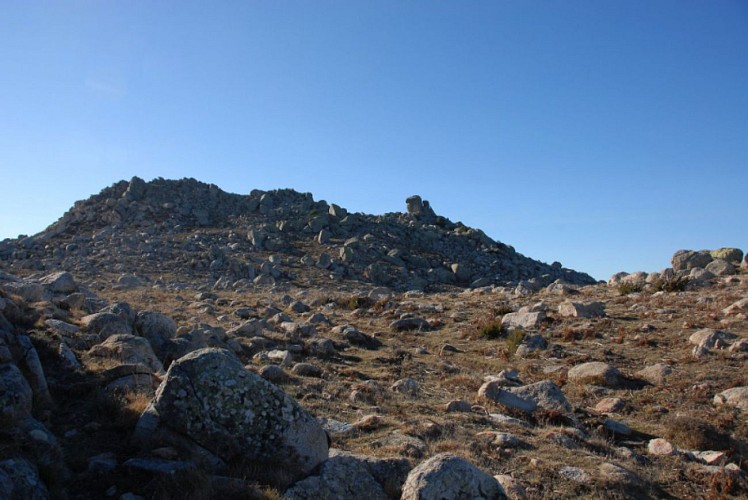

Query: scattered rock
713;386;748;411
558;301;606;318
568;362;621;388
401;453;506;500
648;438;677;456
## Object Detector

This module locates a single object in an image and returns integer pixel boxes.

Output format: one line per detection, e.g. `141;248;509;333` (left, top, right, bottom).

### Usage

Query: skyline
2;1;747;281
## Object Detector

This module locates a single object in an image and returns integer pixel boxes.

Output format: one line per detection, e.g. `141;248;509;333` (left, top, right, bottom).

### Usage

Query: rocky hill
0;177;746;499
0;176;595;292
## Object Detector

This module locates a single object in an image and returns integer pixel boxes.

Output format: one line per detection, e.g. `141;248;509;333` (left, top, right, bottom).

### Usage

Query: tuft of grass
664;415;731;451
652;276;689;292
505;328;526;355
478;321;503;340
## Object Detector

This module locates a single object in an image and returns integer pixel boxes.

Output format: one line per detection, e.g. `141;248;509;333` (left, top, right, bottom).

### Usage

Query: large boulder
39;271;77;294
401;453;506;499
0;363;33;425
134;348;328;483
671;250;712;271
709;248;743;264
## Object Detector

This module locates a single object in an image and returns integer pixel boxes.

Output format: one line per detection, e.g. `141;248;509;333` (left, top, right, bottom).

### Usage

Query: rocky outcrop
0;177;596;292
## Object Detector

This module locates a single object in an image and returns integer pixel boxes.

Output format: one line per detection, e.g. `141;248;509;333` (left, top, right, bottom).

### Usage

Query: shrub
506;328;526;355
664;415;731;451
617;282;643;296
652;276;689;293
478;321;503;339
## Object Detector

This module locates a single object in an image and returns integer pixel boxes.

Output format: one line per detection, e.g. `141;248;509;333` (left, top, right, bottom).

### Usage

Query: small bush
617;282;643;296
505;328;526;355
652;276;689;292
664;415;731;451
478;321;503;339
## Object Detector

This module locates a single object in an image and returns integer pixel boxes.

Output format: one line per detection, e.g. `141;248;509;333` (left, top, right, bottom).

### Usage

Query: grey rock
390;317;430;332
259;364;285;383
134;312;177;355
401;453;506;500
80;312;132;338
39;271;77;294
0;363;33;425
713;386;748;411
636;363;672;386
89;334;164;374
285;449;411;500
0;457;49;500
292;362;323;378
568;362;621;388
134;348;328;481
501;311;546;330
688;328;737;349
558;301;606;318
672;250;713;271
390;378;419;397
723;298;748;316
705;259;736;276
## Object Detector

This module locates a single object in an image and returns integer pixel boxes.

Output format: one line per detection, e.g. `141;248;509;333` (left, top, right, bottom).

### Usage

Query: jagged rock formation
0;177;595;291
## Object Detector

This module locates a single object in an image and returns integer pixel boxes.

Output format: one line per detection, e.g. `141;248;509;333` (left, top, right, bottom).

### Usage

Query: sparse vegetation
652;276;690;292
617;282;643;295
505;328;526;355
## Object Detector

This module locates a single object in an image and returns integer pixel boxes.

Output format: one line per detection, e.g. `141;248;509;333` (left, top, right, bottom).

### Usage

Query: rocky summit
0;177;747;499
0;176;595;293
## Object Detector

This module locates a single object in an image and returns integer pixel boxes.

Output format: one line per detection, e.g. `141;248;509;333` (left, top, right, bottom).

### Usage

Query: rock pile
0;177;596;292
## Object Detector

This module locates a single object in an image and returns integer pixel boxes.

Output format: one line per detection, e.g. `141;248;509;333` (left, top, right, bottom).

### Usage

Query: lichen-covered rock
134;348;328;483
709;248;743;264
401;453;506;500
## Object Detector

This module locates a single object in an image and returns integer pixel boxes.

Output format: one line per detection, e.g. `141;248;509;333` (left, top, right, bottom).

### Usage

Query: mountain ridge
0;176;596;291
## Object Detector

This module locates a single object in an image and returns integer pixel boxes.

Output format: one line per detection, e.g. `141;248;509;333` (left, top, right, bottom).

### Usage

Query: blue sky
1;1;746;280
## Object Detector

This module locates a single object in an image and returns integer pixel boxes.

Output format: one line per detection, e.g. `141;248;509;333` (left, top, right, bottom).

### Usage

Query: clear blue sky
1;1;747;281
